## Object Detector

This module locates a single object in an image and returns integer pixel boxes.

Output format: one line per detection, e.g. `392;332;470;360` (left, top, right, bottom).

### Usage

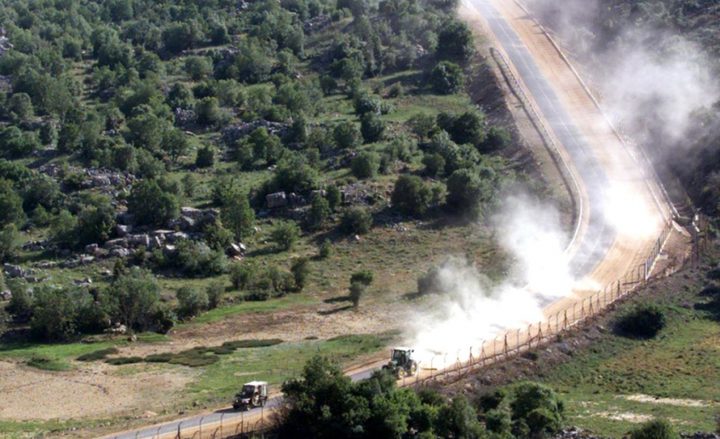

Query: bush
510;382;564;437
230;262;255;290
423;153;446;177
341;207;373;235
195;145;215;168
630;420;678;439
350;270;374;286
308;195;331;229
176;286;209;319
206;281;225;309
430;61;464;95
168;240;228;277
128;179;179;227
291;258;310;291
351;152;380;179
392;175;433;217
334;121;361;149
106;356;144;365
360;113;385;143
616;304;666;338
271;221;301;251
349;282;365;308
319;240;332;259
77;348;120;362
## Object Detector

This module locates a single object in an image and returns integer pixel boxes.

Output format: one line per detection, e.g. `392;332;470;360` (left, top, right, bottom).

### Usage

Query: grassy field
465;256;720;436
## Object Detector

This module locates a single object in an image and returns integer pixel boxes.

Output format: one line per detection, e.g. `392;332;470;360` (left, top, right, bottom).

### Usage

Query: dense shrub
630;420;678;439
176;287;209;319
341;207;373;234
616;304;667;338
271;221;301;251
351;151;380;179
430;61;464;94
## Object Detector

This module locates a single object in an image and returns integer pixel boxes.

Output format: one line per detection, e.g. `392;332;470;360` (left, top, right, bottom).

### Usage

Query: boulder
266;191;288;209
116;224;131;237
228;243;245;256
110;248;130;258
180;216;196;230
3;264;28;278
128;234;150;248
105;238;128;249
0;290;11;301
167;232;189;243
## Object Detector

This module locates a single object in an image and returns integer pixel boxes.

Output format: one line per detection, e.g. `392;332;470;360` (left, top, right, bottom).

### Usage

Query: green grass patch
76;347;119;362
185;332;396;407
105;356;143;365
26;355;71;372
531;275;720;436
184;294;316;325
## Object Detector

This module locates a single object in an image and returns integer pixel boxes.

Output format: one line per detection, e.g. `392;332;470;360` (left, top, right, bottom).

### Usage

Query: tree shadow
324;295;351;304
317;305;354;315
401;291;423;301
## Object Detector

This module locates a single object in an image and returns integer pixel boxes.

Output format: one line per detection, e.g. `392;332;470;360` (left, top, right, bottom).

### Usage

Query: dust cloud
525;0;720;147
407;194;577;365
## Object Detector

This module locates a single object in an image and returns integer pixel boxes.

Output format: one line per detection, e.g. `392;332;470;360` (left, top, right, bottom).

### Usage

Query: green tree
617;304;666;339
128;179;179;226
0;179;25;227
126;110;167;153
349;281;365;308
436;396;484;439
423;153;446;177
195;97;224;127
176;286;209;319
392;175;433;217
76;198;116;245
351;151;380;179
163;129;192;163
0;224;20;262
437;20;474;64
291;257;310;291
308;195;331;229
221;192;255;240
408;113;437;140
430;61;464;95
271;221;301;251
360;112;385;143
107;268;161;332
510;382;564;437
49;210;78;249
341;207;372;234
334;121;361;149
230;262;255;290
446;168;492;218
7;281;33;322
326;185;342;211
196;144;215;168
30;287;78;341
350;270;374;286
8;93;34;122
206;281;225;309
184;56;213;81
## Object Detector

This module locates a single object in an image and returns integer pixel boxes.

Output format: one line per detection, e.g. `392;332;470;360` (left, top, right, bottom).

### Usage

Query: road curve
103;1;671;437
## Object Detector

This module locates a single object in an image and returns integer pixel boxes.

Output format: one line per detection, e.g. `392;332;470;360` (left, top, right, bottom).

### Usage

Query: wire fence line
405;218;706;388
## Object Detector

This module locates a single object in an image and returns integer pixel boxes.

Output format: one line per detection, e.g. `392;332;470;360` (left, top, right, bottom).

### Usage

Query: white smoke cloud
407;194;576;365
526;0;720;146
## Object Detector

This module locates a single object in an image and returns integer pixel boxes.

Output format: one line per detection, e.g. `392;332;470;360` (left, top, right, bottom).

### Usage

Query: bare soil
0;361;194;421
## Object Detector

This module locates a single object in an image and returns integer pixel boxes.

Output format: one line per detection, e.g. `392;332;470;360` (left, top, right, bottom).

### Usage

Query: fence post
199;416;204;439
516;329;520;353
504;334;509;357
177;421;183;439
219;413;225;438
480;342;486;366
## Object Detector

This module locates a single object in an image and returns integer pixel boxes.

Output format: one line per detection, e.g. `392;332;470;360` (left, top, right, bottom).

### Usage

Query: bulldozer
382;347;418;378
232;381;268;411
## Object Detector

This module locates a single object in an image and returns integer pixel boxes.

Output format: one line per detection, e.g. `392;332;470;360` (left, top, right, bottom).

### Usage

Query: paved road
106;2;629;438
107;366;378;439
470;0;615;280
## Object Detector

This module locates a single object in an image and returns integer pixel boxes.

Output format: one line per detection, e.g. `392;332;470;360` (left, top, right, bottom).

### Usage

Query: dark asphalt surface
106;2;616;437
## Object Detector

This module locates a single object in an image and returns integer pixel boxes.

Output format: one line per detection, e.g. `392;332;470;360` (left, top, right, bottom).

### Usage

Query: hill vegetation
0;0;518;343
